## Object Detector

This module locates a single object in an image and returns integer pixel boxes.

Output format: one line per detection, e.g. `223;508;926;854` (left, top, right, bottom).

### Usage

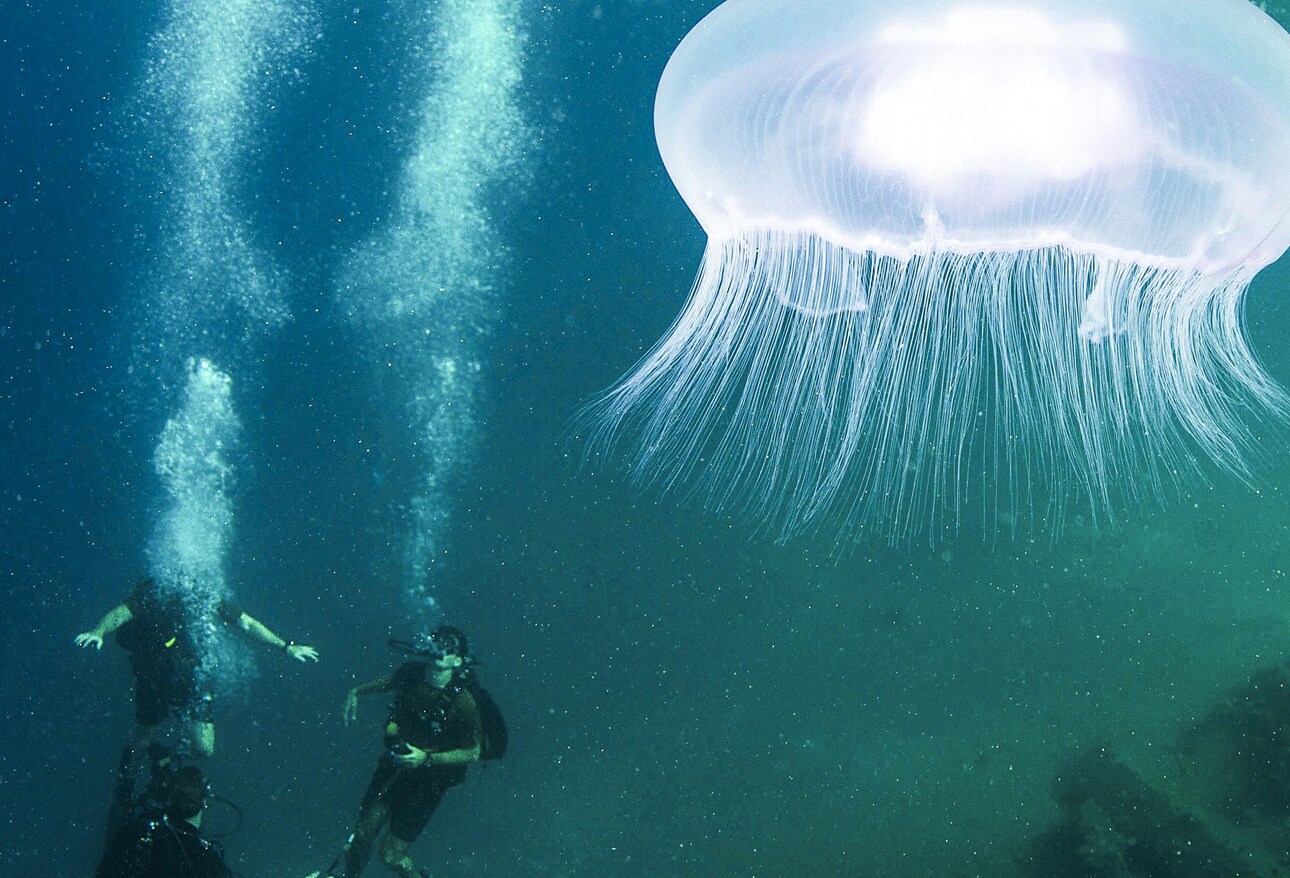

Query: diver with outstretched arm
78;599;319;661
76;575;320;840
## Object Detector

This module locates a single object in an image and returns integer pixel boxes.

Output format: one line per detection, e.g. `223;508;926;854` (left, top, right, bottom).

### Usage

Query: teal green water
3;1;1290;875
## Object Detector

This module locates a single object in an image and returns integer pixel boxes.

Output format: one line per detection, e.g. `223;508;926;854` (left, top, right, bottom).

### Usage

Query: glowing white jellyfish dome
659;0;1290;274
590;0;1290;541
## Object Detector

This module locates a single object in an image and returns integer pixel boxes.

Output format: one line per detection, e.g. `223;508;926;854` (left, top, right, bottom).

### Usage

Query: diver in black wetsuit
96;761;236;878
322;627;483;878
77;575;320;760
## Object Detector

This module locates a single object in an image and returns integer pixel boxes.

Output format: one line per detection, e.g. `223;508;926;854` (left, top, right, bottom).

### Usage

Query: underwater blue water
5;1;1290;876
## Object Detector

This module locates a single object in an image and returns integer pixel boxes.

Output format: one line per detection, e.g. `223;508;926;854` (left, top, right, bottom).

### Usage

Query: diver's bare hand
343;690;359;726
392;743;427;769
286;643;319;663
75;632;104;650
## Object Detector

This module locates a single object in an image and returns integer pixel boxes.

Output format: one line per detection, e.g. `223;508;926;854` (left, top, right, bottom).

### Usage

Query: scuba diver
76;574;320;839
318;626;503;878
96;757;237;878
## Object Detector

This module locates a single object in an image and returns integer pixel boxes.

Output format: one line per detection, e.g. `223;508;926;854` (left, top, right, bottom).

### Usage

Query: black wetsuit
96;809;234;878
115;578;242;726
337;662;482;877
361;661;482;841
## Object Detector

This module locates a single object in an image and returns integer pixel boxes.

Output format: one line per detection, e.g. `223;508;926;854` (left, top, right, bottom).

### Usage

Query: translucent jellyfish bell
589;0;1290;541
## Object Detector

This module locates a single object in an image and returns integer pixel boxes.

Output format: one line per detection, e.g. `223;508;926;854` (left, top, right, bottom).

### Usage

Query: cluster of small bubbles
147;358;253;694
125;0;317;383
338;0;529;616
401;488;449;626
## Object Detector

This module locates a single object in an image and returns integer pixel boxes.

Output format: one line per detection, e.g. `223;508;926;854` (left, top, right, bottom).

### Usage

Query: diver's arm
351;671;397;697
343;670;397;726
236;612;319;662
390;742;480;769
425;743;482;766
76;604;133;649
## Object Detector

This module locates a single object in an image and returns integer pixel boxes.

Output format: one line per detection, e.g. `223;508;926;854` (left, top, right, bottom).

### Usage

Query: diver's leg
120;721;160;781
191;720;216;757
378;780;445;878
170;687;216;759
339;800;389;878
185;689;216;757
106;707;162;842
104;731;152;843
130;722;158;754
335;755;405;877
377;833;423;878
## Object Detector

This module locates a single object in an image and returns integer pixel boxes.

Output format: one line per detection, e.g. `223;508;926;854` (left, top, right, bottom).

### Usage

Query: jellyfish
585;0;1290;541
